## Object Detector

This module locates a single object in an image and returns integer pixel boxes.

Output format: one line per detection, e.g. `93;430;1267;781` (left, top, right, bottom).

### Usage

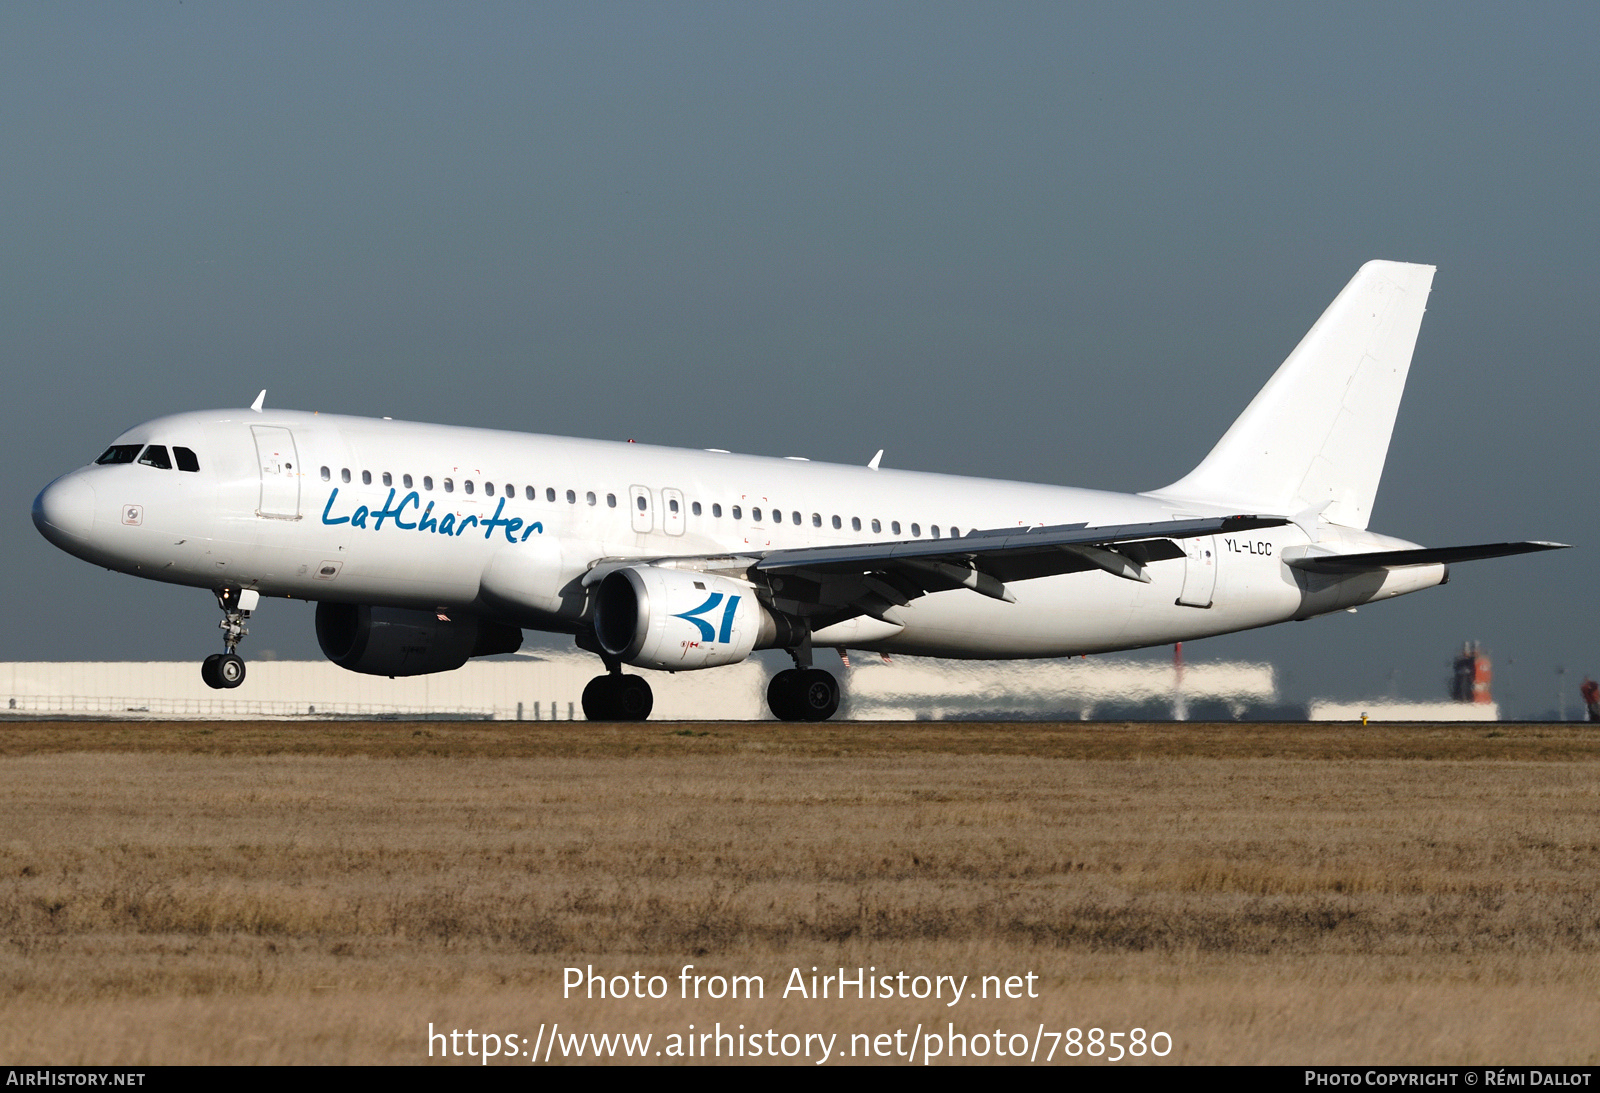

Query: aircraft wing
740;514;1289;625
759;514;1284;583
581;514;1288;628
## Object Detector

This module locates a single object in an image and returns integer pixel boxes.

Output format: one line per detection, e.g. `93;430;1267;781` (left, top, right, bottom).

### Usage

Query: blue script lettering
321;489;349;526
320;489;543;544
393;492;420;530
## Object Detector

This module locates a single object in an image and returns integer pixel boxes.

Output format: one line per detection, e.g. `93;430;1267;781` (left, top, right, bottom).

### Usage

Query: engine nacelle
315;602;522;676
593;567;765;670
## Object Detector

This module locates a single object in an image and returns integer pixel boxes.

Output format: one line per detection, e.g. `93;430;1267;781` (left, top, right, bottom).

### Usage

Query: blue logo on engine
672;593;741;643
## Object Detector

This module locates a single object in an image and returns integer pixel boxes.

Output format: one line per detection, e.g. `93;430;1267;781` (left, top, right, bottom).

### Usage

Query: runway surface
3;718;1598;760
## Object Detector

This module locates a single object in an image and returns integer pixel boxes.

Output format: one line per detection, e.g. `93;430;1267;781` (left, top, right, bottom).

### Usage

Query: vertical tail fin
1149;260;1435;530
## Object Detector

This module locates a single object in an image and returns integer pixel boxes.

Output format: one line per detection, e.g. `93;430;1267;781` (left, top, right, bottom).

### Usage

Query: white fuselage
34;408;1441;660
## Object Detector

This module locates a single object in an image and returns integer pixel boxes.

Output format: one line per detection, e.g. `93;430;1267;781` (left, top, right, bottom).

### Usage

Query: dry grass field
1;719;1597;1065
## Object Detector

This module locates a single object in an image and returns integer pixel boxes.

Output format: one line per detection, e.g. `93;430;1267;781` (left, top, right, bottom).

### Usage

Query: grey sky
5;4;1595;715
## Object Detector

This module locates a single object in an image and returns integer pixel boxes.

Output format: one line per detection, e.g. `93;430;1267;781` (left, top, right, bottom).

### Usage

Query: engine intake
315;602;521;676
593;566;772;670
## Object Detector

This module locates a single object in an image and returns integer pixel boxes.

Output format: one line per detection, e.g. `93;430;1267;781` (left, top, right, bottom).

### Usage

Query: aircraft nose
33;474;97;548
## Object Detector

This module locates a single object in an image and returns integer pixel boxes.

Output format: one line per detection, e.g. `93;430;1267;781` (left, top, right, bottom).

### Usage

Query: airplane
31;261;1566;721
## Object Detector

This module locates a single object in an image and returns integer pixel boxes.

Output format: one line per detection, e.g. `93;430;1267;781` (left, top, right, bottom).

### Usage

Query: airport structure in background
1306;641;1502;721
0;652;1511;721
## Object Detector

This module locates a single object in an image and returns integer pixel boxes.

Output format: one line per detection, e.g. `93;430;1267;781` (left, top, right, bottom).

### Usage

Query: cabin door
251;426;301;519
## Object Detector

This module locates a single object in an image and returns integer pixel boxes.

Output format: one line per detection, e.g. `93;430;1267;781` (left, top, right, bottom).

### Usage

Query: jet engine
315;602;522;676
592;566;775;670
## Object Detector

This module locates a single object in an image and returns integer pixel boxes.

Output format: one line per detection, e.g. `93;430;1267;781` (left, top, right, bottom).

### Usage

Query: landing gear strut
201;587;257;690
580;659;654;721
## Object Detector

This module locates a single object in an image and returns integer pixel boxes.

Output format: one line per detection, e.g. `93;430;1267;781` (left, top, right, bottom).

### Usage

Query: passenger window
931;525;940;538
892;521;901;535
587;491;597;506
831;515;841;529
362;470;371;485
382;472;392;487
635;494;646;511
320;466;331;481
444;478;454;493
712;503;722;518
485;482;494;496
692;501;702;516
403;474;413;489
951;526;960;537
342;468;351;483
95;445;142;465
792;511;801;525
174;447;200;472
504;483;512;497
607;493;617;508
547;488;556;502
567;490;576;504
732;506;742;519
811;513;820;527
872;519;881;533
911;523;921;537
423;476;433;491
669;498;679;513
138;445;172;469
851;517;861;531
526;486;535;500
465;480;475;495
753;507;763;521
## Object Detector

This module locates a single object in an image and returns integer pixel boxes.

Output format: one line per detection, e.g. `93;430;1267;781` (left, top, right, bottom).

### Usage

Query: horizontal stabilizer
1283;541;1569;573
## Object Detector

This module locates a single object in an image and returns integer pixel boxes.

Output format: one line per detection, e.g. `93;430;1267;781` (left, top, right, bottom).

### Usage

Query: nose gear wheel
201;588;256;690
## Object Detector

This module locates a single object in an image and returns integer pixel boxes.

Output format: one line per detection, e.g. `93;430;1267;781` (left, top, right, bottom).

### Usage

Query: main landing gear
767;640;840;721
767;669;840;721
581;663;654;722
201;587;258;690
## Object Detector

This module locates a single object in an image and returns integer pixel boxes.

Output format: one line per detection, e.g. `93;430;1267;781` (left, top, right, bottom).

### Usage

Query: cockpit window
95;444;142;465
174;447;200;472
137;445;172;470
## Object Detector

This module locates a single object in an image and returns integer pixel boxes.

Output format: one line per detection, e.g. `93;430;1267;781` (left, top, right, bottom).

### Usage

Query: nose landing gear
201;587;258;690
